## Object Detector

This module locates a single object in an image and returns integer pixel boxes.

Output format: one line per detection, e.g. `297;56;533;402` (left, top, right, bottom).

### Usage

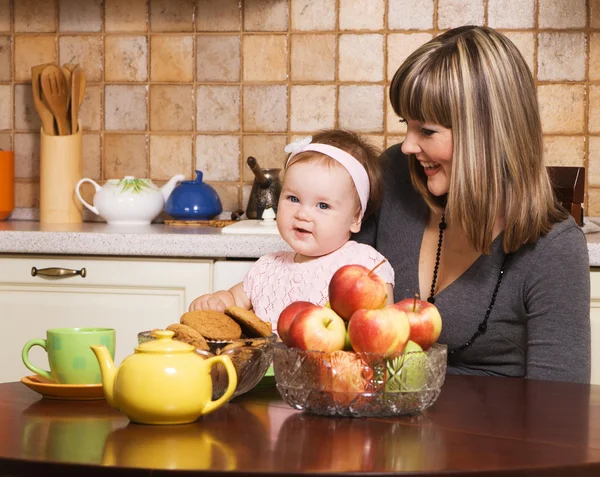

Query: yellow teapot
90;330;237;425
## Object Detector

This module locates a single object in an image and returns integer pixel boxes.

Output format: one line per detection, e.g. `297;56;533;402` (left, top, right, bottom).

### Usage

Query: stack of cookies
162;306;273;352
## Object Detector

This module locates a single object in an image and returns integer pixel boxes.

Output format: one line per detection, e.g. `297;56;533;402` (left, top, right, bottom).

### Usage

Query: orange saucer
21;375;105;401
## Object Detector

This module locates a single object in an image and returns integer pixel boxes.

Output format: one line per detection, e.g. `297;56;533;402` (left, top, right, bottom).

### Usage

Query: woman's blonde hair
389;26;567;254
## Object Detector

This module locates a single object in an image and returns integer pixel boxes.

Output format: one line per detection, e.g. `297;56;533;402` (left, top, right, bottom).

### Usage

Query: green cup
22;328;116;384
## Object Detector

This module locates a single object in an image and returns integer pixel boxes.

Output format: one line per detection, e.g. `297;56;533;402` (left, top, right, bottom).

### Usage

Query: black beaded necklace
427;214;508;356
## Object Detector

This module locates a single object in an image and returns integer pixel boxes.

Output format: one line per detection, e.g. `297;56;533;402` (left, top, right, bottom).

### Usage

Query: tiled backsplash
0;0;599;215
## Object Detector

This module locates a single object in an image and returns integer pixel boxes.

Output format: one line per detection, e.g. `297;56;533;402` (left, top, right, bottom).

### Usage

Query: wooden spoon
60;66;72;135
70;66;86;134
31;63;56;136
40;65;70;136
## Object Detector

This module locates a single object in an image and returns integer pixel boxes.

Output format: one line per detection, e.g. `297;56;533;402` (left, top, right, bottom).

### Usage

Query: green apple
385;340;427;392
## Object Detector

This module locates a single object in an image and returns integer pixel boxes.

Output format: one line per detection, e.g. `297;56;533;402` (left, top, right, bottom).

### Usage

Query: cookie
225;306;272;338
180;310;242;341
166;323;210;351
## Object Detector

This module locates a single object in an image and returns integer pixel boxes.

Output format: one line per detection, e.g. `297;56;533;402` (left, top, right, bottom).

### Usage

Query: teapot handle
75;178;101;215
201;355;238;415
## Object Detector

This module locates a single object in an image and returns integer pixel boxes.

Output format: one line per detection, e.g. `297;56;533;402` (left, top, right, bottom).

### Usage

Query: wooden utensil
31;64;56;136
60;66;72;135
70;66;86;134
40;65;70;136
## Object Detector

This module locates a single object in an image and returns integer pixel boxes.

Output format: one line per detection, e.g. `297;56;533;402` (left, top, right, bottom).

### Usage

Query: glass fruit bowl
273;342;447;417
138;331;276;399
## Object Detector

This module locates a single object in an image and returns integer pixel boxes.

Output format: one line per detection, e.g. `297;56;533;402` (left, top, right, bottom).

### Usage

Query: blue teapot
165;171;223;220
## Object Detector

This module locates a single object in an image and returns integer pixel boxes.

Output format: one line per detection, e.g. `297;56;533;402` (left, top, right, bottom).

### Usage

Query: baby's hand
189;293;227;312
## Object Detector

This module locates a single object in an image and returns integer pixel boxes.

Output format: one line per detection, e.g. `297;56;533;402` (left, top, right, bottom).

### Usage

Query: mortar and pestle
246;156;282;219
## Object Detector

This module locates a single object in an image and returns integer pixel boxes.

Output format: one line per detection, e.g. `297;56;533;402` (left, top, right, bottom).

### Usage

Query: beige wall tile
14;132;39;178
59;36;103;82
338;85;384;132
196;85;240;132
150;0;194;32
587;188;600;216
244;0;288;32
59;0;102;32
291;34;336;81
197;35;240;82
105;0;148;33
339;34;383;82
291;0;336;31
105;36;148;82
82;134;101;180
0;36;10;81
0;133;11;150
437;0;484;29
537;33;585;81
241;135;287;181
105;85;148;131
503;32;535;74
0;85;11;130
593;0;600;29
80;85;102;131
290;85;336;132
15;181;39;208
197;0;241;32
14;84;39;131
590;86;600;134
242;183;252;209
14;35;56;81
150;135;192;180
588;138;600;187
104;134;148;179
538;0;586;29
543;136;585;167
364;134;385;151
387;33;432;81
488;0;534;29
195;135;240;181
15;0;56;32
388;0;433;30
211;183;239;211
243;35;287;82
340;0;384;31
386;86;406;134
386;136;404;149
538;85;585;134
243;85;287;133
150;85;194;131
0;0;9;32
150;35;194;82
591;34;600;81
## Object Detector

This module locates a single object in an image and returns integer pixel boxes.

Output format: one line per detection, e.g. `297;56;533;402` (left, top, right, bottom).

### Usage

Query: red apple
277;301;316;346
329;261;388;321
347;305;410;356
393;294;442;351
287;306;346;352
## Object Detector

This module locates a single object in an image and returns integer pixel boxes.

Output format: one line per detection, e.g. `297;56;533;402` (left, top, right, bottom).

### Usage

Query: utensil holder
39;124;83;224
0;150;14;220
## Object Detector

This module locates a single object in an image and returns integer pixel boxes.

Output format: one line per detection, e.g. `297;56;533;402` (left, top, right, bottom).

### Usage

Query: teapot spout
160;174;185;203
90;345;118;408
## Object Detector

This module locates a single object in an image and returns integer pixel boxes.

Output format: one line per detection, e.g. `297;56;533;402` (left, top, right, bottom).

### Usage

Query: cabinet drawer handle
31;267;87;278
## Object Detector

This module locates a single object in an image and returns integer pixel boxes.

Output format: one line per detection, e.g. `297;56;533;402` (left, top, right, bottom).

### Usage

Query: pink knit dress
243;241;395;328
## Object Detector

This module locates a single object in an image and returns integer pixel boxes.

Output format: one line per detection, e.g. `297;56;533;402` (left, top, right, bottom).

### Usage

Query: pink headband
285;136;370;218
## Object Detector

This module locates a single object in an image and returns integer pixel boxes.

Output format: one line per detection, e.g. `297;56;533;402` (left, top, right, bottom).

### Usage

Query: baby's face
277;160;361;262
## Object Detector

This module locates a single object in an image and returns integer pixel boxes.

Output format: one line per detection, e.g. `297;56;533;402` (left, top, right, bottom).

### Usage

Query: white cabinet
590;269;600;385
213;259;255;291
0;255;213;383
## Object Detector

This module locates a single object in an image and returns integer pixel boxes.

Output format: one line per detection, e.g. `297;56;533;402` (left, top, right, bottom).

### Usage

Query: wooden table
1;375;600;476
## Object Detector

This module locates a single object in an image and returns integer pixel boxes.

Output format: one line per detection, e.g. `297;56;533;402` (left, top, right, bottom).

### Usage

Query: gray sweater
354;144;591;383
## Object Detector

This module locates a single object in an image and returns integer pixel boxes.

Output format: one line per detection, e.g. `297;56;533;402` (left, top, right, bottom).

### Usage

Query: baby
189;129;395;328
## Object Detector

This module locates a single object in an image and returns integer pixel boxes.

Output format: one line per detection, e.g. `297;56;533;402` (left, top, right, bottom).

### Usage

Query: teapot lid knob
136;330;194;353
194;170;204;184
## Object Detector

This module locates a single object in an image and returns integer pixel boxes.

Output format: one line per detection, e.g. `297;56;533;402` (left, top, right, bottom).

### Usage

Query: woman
355;26;591;383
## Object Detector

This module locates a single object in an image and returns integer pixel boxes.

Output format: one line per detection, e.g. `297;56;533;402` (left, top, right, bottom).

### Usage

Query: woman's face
400;120;453;196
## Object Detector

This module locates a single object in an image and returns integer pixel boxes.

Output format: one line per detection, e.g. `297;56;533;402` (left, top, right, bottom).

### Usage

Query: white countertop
0;221;291;259
1;220;599;265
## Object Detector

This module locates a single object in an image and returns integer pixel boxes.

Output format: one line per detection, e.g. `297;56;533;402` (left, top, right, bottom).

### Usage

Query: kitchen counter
1;220;600;265
0;221;291;259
